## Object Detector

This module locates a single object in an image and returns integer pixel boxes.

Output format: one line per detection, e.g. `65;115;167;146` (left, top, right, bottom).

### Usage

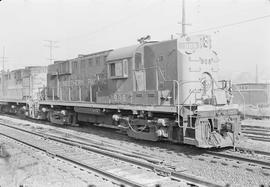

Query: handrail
132;66;183;127
233;87;246;119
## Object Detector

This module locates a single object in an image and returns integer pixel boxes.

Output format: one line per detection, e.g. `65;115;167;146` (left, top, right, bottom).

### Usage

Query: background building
232;83;270;106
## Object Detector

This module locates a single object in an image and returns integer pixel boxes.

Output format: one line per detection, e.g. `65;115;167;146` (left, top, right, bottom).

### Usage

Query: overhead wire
61;0;167;57
62;0;166;41
190;14;270;34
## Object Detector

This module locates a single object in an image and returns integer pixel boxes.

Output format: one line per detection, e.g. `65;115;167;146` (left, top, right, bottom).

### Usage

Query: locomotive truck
0;34;240;148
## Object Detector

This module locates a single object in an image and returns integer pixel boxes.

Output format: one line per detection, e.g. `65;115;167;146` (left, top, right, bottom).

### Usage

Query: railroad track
44;125;270;176
241;125;270;142
0;122;222;187
243;114;270;120
1;115;270;186
234;146;270;158
203;150;270;173
243;135;270;142
0;135;118;187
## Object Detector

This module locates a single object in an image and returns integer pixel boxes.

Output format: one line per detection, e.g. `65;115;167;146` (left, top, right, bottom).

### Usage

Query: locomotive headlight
42;108;47;112
203;38;208;48
200;73;213;98
200;78;211;92
11;105;15;109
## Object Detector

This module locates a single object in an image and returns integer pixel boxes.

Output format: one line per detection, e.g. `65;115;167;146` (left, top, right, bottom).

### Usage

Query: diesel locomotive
0;34;240;148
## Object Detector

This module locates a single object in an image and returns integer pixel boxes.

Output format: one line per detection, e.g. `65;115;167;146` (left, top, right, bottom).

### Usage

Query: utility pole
1;47;8;97
44;40;59;64
1;47;7;72
255;64;258;83
178;0;190;37
181;0;186;36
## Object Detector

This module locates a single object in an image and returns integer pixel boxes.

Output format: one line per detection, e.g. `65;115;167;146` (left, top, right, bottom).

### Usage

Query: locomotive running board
39;100;177;113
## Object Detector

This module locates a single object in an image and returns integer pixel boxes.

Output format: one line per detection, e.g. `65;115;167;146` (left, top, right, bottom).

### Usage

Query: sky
0;0;270;83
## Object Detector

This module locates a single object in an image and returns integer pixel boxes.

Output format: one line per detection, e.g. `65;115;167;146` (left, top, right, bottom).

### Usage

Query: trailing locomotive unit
0;66;47;118
37;34;240;148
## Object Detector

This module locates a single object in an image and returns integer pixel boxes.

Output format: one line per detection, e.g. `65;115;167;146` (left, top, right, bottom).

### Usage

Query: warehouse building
232;83;270;106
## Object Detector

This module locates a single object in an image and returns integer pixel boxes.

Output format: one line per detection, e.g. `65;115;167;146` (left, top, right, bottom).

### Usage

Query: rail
0;121;223;187
205;149;270;169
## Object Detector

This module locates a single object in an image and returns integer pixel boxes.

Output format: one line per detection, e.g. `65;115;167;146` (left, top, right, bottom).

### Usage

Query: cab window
135;53;142;70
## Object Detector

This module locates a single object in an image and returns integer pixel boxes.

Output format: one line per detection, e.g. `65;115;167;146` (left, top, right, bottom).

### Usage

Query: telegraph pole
255;64;258;83
1;47;8;97
1;47;7;72
178;0;190;37
181;0;186;36
44;40;59;64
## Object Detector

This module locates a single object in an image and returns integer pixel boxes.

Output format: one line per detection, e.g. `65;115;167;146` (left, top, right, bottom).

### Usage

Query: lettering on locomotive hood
178;35;212;51
61;79;84;86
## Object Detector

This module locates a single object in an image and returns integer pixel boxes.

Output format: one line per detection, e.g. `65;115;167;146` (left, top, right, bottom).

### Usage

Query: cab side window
110;63;116;77
135;53;142;70
108;59;129;79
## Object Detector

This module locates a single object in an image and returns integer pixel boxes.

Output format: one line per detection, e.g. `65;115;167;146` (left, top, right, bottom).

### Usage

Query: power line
62;0;164;41
190;14;270;34
44;40;59;64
